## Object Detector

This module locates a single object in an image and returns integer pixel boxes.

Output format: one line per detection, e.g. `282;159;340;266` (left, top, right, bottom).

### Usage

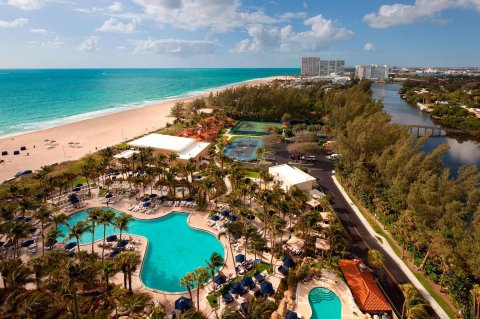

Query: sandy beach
0;76;291;182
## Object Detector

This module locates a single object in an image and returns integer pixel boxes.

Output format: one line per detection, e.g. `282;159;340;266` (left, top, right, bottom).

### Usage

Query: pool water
58;210;224;292
308;287;341;319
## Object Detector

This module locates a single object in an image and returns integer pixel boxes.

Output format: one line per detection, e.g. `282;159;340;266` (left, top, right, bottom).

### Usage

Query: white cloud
30;28;48;35
278;12;307;21
232;14;353;53
6;0;45;10
108;1;123;12
364;42;375;51
28;36;63;49
79;36;99;52
0;18;28;28
97;18;135;33
132;38;219;55
364;0;480;28
132;0;276;32
116;45;126;50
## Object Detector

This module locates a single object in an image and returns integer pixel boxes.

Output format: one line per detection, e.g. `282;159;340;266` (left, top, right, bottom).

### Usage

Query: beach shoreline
0;76;291;182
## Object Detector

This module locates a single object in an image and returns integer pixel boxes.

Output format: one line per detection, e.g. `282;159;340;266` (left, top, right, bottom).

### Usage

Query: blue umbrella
73;187;81;192
210;215;220;221
116;239;129;248
160;196;168;200
67;251;76;258
185;198;193;202
28;227;37;233
222;293;234;304
253;272;265;283
260;281;274;296
106;235;117;242
21;239;35;247
23;217;32;223
175;296;192;311
214;275;226;285
75;183;83;187
14;217;24;222
230;283;245;295
240;302;248;315
68;194;79;204
109;250;121;258
283;257;295;268
286;310;299;319
235;254;246;263
143;202;151;207
228;215;237;221
64;242;76;250
241;276;255;288
149;193;158;198
221;210;230;217
278;265;289;276
105;193;113;198
142;197;150;202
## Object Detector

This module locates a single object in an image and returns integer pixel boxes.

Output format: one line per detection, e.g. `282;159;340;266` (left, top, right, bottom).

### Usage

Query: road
274;144;413;317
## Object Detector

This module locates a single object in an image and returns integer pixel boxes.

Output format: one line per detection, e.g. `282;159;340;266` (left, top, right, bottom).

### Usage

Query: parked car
326;154;339;161
14;170;32;177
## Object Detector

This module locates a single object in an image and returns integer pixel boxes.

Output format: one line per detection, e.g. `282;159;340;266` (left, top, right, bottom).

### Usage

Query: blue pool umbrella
143;202;151;207
160;196;168;200
14;216;24;222
116;239;129;248
23;217;32;223
175;296;192;311
214;275;226;285
142;197;150;202
210;215;220;221
241;276;255;288
235;254;246;263
106;235;117;242
283;257;295;268
240;302;248;315
105;193;113;198
64;242;76;250
230;283;245;295
73;187;81;192
221;210;230;217
109;250;120;258
75;183;83;187
253;272;265;283
149;193;158;198
185;198;193;202
21;239;35;247
260;281;274;296
67;251;75;257
68;194;79;204
286;310;299;319
228;215;237;221
222;293;234;304
278;265;289;276
28;227;37;233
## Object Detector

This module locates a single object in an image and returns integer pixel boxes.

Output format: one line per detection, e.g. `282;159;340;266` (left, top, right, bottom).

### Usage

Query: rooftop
338;259;392;313
269;164;316;185
128;134;196;152
178;141;210;160
113;150;140;159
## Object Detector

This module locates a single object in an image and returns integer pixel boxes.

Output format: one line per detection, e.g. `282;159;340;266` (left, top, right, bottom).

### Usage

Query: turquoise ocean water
0;68;298;137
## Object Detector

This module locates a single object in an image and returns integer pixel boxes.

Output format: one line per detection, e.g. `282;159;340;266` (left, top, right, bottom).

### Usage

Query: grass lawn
245;171;260;178
71;177;87;187
228;135;262;142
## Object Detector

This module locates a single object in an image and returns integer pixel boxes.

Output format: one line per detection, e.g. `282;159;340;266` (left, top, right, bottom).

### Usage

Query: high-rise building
301;57;320;76
355;64;390;80
302;57;345;76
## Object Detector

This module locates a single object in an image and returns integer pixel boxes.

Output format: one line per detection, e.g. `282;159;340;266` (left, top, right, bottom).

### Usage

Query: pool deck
295;269;363;319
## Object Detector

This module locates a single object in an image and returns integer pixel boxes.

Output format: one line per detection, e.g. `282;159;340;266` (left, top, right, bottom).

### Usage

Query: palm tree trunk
41;221;45;255
196;283;200;311
72;285;79;319
91;224;95;254
128;268;132;294
102;226;106;263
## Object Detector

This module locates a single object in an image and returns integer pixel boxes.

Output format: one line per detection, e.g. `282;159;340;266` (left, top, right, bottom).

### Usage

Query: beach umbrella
214;275;226;285
253;272;265;283
210;215;220;221
278;265;289;276
241;276;255;288
21;239;35;247
283;257;295;268
116;239;129;248
221;210;230;217
230;283;245;295
143;202;151;207
149;193;158;198
285;310;299;319
67;251;76;258
260;281;274;296
240;302;248;315
106;235;117;242
109;250;120;258
174;297;192;312
23;217;32;223
235;254;246;263
64;242;76;250
222;293;234;304
105;193;113;198
142;197;150;202
73;187;81;192
14;216;24;222
228;215;237;221
159;196;168;201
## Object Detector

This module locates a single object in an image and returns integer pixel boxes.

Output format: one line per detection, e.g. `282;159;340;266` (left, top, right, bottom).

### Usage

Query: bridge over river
403;124;465;137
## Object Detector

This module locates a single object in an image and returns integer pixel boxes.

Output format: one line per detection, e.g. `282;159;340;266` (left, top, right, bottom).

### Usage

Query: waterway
371;83;480;175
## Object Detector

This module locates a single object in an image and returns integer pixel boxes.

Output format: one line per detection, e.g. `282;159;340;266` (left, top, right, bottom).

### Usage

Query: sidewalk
332;175;450;319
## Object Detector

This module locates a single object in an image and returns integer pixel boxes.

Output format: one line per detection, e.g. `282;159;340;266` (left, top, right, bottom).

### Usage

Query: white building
128;133;210;162
319;59;345;76
301;57;320;76
269;164;316;191
355;64;389;80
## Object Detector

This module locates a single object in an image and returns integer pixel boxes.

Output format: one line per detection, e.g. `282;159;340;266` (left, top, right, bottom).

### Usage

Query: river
371;83;480;174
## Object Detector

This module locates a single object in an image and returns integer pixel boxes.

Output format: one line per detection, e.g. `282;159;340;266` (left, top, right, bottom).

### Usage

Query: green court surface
230;120;283;135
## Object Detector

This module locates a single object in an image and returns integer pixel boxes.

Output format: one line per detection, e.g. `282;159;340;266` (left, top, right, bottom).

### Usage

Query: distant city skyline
0;0;479;68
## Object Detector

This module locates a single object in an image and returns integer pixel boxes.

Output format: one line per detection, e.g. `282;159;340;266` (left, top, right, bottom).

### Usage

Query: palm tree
180;272;196;308
268;215;286;268
67;220;89;253
5;221;31;258
367;249;384;270
113;212;133;241
471;284;480;319
102;260;116;287
182;309;209;319
218;221;241;275
400;283;434;319
221;297;275;319
123;251;141;294
0;258;23;289
51;212;68;230
98;209;116;263
243;225;258;262
33;205;53;255
87;207;102;253
194;267;209;310
205;252;224;297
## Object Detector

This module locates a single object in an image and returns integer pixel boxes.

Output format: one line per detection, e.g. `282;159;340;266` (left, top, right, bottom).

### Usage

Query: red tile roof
338;259;392;313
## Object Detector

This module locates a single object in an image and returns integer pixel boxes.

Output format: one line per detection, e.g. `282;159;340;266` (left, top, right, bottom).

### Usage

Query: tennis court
224;138;264;161
230;121;283;136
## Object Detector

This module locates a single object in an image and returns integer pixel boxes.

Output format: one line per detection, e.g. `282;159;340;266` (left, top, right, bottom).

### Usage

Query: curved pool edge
60;207;228;295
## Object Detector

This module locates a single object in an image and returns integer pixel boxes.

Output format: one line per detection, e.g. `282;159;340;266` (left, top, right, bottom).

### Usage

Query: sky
0;0;479;68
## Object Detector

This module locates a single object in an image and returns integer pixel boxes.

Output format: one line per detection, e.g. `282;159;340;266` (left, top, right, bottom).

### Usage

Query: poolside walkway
295;269;362;319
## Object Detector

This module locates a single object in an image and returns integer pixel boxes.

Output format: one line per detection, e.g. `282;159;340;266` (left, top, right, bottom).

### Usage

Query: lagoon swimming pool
308;287;341;319
58;210;224;292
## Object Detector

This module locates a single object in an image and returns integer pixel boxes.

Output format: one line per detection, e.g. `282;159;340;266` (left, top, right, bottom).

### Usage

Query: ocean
0;68;298;137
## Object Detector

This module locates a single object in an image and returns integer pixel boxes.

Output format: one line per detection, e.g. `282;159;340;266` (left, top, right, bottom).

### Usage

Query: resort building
301;57;345;76
355;64;390;80
268;164;316;191
338;259;392;315
128;133;210;162
301;57;320;76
